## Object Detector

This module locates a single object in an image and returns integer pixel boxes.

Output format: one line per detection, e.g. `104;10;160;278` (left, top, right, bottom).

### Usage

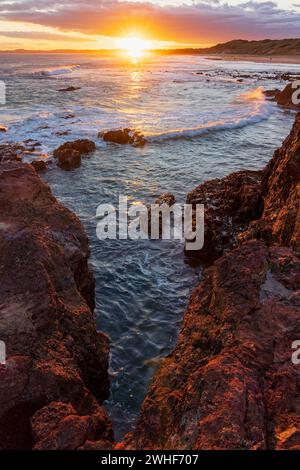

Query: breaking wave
148;87;274;142
29;65;81;78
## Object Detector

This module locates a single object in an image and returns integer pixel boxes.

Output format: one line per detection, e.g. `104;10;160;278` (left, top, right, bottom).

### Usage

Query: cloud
0;30;91;42
0;0;299;44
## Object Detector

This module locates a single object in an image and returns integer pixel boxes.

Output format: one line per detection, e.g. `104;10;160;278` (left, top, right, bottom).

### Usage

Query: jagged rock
277;83;300;109
31;401;112;450
0;156;113;449
241;112;300;250
121;241;300;450
186;113;300;265
186;170;262;264
53;139;96;171
53;139;96;157
99;128;147;147
264;84;300;109
272;83;300;110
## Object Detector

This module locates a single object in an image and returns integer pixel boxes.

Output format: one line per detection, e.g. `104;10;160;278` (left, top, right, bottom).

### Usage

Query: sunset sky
0;0;299;50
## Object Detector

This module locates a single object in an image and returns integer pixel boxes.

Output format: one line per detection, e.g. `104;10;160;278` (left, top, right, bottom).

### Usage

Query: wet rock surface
242;112;300;250
276;83;300;110
121;113;300;450
122;241;300;450
99;128;147;147
186;170;262;264
265;83;300;110
53;139;96;170
0;151;113;450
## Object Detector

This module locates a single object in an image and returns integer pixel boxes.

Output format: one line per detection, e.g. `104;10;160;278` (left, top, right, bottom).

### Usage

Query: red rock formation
121;113;300;450
242;112;300;250
122;241;300;450
276;83;300;110
264;84;300;110
0;153;113;450
99;129;147;147
186;170;262;264
53;139;96;171
187;113;300;264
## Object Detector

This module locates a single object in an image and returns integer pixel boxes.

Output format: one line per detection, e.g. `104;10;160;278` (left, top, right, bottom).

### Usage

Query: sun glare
118;36;152;59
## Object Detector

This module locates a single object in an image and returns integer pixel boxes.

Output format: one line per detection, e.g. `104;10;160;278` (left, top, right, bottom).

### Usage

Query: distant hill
202;38;300;56
1;38;300;56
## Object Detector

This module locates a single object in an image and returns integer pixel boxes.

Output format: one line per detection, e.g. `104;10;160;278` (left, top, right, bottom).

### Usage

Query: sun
118;36;152;59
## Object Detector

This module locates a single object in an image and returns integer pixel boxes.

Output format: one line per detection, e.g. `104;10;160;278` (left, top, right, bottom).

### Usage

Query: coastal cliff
121;113;300;450
0;147;113;450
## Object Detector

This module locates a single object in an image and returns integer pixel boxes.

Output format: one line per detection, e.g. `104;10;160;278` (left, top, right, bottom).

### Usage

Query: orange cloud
0;1;299;48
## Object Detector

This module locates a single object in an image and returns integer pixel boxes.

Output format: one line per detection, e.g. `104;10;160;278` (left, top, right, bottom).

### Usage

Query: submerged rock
53;139;96;171
58;86;81;92
56;130;70;136
99;128;147;147
0;155;113;449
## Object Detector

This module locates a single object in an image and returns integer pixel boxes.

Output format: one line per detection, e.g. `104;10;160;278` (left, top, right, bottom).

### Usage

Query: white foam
148;87;274;141
30;65;81;78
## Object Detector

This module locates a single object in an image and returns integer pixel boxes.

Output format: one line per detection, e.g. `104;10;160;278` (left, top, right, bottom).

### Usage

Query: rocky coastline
0;106;299;449
0;148;113;450
120;113;300;450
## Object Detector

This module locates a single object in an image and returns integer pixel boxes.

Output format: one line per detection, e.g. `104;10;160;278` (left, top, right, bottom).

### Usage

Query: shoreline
203;53;300;65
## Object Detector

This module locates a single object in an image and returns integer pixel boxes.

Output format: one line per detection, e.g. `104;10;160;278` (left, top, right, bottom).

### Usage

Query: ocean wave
148;87;274;141
29;65;81;78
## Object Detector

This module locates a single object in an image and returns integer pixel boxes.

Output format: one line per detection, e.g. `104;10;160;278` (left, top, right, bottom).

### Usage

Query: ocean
0;52;299;438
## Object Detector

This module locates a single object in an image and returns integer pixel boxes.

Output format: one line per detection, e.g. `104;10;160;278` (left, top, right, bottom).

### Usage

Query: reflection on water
0;53;299;438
